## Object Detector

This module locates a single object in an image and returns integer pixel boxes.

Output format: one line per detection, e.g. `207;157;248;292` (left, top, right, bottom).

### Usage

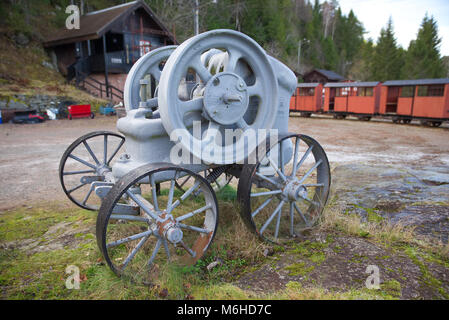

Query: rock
13;33;29;46
42;61;55;70
8;100;29;110
207;260;222;271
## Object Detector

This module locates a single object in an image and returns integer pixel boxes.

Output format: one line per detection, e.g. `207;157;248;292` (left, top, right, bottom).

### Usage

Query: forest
1;0;448;81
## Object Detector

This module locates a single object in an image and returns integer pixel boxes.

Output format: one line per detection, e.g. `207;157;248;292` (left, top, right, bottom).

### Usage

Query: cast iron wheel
402;119;411;124
59;131;125;210
431;121;442;127
237;134;331;244
96;164;218;282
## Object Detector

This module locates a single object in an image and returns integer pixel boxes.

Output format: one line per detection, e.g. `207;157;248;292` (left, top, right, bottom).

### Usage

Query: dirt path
0;115;448;210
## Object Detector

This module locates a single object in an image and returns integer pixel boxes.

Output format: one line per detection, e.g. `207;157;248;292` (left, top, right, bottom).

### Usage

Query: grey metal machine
59;30;330;281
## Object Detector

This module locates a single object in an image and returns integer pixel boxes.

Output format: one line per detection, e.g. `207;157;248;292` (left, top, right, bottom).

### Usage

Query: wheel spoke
294;145;314;175
107;139;125;165
63;169;96;176
247;82;262;97
251;189;282;197
179;98;203;115
150;175;159;212
147;238;162;266
267;156;287;182
293;202;310;226
125;191;158;221
122;235;149;270
176;204;212;222
298;194;320;207
103;135;108;164
260;200;285;235
225;48;241;72
191;57;212;83
162;238;170;259
83;140;100;165
109;214;150;223
68;154;97;170
274;206;282;240
180;240;196;257
166;171;178;212
107;230;152;248
251;196;274;218
302;183;324;188
171;180;201;211
289;202;294;236
67;182;87;194
255;172;279;187
178;223;209;234
298;159;322;184
82;185;94;205
292;137;300;174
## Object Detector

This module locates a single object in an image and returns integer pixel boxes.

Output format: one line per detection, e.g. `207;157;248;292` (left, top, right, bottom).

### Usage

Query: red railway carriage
380;78;449;126
323;82;381;119
289;83;323;116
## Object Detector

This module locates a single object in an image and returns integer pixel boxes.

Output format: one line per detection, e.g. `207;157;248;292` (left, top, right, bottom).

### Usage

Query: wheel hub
283;179;308;202
203;72;249;125
157;213;183;244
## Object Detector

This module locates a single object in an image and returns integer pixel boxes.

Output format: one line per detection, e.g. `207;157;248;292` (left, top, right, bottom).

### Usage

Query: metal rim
175;169;233;193
237;134;331;243
59;131;125;210
123;45;177;111
158;29;278;164
96;163;219;282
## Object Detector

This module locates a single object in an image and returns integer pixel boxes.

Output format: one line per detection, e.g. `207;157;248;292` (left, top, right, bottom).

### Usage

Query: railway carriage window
336;87;349;96
428;85;444;96
299;88;315;96
418;85;444;97
356;87;373;96
400;86;415;97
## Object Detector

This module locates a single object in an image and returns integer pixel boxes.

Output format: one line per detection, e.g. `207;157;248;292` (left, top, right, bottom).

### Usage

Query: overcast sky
327;0;449;56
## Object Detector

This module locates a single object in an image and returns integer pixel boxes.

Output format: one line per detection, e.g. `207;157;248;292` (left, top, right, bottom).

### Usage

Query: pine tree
370;17;403;81
403;14;445;79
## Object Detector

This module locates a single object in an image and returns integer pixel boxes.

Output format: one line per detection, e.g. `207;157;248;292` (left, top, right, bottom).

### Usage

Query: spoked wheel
175;168;233;192
237;134;331;244
96;164;218;283
59;131;125;210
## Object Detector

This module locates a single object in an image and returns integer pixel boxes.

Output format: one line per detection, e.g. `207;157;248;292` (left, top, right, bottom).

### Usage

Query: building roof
382;78;449;86
304;69;345;81
325;81;380;88
43;1;175;47
297;83;321;88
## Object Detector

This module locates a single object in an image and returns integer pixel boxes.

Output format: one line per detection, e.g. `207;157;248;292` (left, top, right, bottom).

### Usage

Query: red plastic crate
68;104;95;120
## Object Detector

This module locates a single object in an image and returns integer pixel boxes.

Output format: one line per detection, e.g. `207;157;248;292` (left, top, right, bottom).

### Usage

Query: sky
328;0;449;56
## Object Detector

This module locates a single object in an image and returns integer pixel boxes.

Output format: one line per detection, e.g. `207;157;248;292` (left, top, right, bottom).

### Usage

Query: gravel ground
0;114;448;211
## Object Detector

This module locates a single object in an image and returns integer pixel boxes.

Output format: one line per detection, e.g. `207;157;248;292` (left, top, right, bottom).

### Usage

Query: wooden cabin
380;79;449;120
302;69;345;84
324;82;381;117
43;0;176;101
290;83;323;115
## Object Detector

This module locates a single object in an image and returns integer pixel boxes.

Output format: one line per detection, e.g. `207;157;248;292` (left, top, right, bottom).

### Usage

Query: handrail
75;69;123;101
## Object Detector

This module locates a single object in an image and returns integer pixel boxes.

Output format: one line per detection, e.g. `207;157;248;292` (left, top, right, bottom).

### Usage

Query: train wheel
402;119;411;124
237;134;331;244
420;120;430;126
96;164;218;282
431;121;442;127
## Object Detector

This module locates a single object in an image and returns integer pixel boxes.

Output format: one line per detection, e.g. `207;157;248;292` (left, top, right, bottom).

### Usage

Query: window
418;85;445;97
357;87;374;96
400;86;415;97
299;88;315;96
336;87;350;96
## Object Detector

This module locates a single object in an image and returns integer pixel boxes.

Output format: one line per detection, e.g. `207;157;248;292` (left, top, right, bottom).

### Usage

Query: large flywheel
158;29;279;164
124;45;177;111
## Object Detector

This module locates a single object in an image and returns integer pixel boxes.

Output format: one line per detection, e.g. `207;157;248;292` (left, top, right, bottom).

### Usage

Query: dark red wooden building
302;69;345;84
43;0;176;101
